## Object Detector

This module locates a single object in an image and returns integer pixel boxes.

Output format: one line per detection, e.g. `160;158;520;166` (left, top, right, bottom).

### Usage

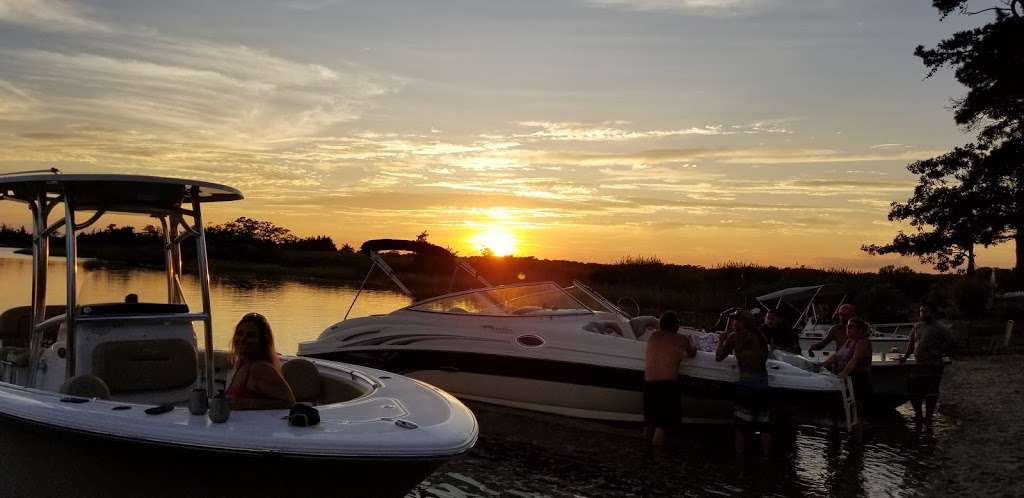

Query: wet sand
926;355;1024;497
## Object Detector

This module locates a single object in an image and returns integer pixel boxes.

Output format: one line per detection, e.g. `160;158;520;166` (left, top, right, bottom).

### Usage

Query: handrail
34;312;211;329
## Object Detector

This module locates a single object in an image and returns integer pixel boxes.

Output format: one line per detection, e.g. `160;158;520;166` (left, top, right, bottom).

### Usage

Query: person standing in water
644;311;697;446
762;309;801;354
716;310;772;455
808;303;856;356
822;317;873;420
900;303;952;424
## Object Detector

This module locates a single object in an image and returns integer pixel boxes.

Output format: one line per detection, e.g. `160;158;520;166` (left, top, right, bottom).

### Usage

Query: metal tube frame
64;190;78;379
13;180;222;390
191;186;216;396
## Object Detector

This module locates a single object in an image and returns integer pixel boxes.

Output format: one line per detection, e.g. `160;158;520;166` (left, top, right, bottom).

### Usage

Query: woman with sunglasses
226;313;296;410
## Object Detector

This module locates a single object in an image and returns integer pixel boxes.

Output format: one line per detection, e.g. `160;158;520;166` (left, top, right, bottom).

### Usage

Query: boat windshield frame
403;281;597;317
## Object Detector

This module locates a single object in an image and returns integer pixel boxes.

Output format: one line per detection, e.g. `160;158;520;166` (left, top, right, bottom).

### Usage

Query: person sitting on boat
124;293;139;304
762;309;801;354
716;310;772;455
227;313;296;410
807;303;855;356
900;303;952;424
643;311;696;446
821;317;872;419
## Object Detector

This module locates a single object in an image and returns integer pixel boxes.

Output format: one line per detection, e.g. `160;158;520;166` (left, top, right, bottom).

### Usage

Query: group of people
643;302;953;449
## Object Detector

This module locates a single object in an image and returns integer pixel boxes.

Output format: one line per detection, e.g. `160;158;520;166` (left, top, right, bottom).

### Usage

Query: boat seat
91;339;197;394
0;305;67;348
583;320;626;337
629;315;659;340
60;374;112;400
282;358;321;403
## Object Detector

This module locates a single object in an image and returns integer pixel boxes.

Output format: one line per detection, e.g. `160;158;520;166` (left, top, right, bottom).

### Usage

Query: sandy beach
925;355;1024;496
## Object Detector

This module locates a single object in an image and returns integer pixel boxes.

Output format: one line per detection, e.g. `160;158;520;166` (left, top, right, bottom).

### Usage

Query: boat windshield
563;286;620;315
409;283;593;316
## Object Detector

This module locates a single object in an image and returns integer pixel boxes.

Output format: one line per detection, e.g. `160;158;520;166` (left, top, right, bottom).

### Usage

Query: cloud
512;121;725;141
585;0;769;15
500;120;789;143
0;0;112;32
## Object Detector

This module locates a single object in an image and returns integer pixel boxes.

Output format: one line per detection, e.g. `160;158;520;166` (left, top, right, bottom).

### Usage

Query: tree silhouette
874;2;1024;275
863;146;1007;273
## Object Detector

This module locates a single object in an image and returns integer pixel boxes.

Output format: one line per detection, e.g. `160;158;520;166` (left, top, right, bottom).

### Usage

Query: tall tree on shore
863;145;1007;274
871;1;1023;274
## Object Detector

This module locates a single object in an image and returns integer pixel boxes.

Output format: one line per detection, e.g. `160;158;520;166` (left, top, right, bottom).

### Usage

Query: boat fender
288;403;320;427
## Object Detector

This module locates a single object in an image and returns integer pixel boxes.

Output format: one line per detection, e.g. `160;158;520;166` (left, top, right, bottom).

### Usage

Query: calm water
0;248;948;497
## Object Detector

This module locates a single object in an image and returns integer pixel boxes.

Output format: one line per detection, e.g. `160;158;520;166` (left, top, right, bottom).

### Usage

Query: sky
0;0;1013;270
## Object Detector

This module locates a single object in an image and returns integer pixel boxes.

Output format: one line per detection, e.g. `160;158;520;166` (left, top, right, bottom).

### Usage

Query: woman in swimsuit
822;317;872;419
226;313;296;410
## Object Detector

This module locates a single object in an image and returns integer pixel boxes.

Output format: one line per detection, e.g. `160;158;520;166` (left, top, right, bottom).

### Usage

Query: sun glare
469;230;517;256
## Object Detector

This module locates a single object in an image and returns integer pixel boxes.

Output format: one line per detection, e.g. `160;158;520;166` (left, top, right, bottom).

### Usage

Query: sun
469;229;517;256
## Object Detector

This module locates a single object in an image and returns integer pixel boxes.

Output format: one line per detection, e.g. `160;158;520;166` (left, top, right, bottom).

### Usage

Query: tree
207;217;296;246
913;1;1024;272
863;145;1008;273
415;230;429;243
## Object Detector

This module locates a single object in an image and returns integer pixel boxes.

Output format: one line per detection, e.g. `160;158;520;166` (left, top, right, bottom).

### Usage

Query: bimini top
361;239;456;261
0;173;243;212
756;284;843;305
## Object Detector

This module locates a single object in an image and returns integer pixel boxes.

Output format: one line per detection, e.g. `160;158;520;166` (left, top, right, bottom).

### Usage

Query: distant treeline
1;220;1006;326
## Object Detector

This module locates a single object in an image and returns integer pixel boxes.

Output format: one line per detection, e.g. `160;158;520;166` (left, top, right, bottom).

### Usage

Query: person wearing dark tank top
226;313;295;410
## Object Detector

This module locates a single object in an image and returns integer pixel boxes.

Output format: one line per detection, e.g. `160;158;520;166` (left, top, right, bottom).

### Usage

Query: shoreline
927;355;1024;496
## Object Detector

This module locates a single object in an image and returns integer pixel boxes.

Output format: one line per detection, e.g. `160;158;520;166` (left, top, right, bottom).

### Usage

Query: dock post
1004;320;1015;349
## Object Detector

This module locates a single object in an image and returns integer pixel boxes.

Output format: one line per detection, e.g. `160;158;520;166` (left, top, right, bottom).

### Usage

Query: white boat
299;240;855;427
0;174;476;498
755;285;912;354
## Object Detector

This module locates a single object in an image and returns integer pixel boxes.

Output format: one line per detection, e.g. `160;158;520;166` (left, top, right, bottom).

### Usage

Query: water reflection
0;248;952;496
0;248;410;353
410;403;951;497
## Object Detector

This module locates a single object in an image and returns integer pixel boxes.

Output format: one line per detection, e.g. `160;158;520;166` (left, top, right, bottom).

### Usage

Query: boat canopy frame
343;239;493;320
0;173;243;394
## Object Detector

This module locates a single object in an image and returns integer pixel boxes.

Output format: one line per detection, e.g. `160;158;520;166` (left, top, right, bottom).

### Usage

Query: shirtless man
644;311;697;446
807;303;855;356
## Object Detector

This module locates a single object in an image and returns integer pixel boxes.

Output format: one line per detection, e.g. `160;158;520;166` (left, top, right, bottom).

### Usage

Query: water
0;248;950;497
0;247;409;353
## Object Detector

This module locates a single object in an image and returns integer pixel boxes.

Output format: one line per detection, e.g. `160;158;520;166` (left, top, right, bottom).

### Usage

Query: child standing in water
644;311;697;446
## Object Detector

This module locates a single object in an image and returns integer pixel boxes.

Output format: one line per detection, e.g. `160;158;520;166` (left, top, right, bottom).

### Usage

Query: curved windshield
409;283;592;316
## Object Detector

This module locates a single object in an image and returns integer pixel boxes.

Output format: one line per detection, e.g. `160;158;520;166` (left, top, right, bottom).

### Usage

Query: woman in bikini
226;313;296;410
822;316;872;420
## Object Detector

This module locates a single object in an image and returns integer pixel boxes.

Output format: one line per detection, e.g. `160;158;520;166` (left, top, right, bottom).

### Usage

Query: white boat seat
282;358;321;403
629;316;659;340
583;321;626;337
91;339;197;394
59;374;112;400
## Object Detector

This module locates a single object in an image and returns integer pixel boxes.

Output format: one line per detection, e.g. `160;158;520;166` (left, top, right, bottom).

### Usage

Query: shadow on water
412;403;952;497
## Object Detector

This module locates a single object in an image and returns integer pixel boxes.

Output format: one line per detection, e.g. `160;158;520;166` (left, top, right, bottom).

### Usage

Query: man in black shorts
900;303;952;423
643;311;696;446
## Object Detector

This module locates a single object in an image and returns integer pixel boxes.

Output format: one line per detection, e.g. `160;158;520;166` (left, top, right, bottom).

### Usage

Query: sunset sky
0;0;1012;270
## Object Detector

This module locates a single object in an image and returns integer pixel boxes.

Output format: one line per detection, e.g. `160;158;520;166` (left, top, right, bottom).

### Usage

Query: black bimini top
0;173;243;212
360;239;456;261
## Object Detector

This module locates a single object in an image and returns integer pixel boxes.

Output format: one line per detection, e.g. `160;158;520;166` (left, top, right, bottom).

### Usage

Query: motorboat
755;285;913;354
755;284;941;410
299;240;857;427
0;174;476;498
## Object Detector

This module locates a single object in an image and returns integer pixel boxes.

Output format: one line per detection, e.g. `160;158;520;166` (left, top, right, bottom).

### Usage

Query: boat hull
308;350;842;424
0;410;447;498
